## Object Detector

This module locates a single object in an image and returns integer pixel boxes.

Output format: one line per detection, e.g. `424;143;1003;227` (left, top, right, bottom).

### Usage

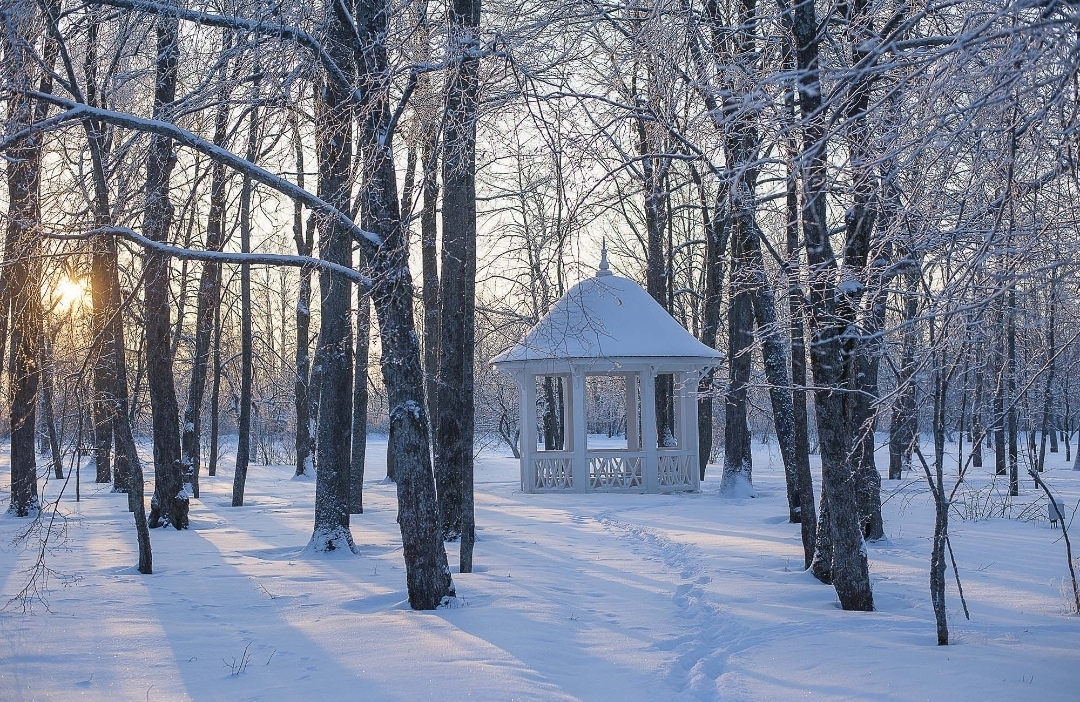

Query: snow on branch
49;227;372;287
13;93;383;252
88;0;363;107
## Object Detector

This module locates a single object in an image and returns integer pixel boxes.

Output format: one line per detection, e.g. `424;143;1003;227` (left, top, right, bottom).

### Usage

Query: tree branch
8;93;383;252
47;227;371;287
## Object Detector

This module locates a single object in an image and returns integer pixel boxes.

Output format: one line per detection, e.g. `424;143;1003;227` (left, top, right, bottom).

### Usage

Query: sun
52;275;88;312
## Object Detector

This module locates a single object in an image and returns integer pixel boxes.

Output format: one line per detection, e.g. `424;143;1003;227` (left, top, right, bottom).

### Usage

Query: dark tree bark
61;0;153;569
780;0;873;611
232;72;259;508
782;42;816;566
692;167;725;481
292;115;315;477
4;16;53;516
993;293;1007;476
1063;377;1071;464
712;0;756;497
40;333;64;480
5;124;43;518
435;0;481;556
1037;282;1056;473
144;9;187;530
307;0;357;553
633;80;674;445
208;297;223;477
921;340;953;645
889;264;920;480
970;345;984;469
748;258;803;523
421;142;440;453
88;19;113;489
417;3;441;452
354;0;454;606
841;0;884;543
350;289;371;513
1007;285;1019;496
723;240;754;494
181;32;231;499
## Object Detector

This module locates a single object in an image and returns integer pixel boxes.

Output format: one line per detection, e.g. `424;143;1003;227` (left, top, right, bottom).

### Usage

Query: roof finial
597;239;613;277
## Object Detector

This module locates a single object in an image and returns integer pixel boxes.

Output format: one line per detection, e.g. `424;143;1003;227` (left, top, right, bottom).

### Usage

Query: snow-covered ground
1;435;1078;701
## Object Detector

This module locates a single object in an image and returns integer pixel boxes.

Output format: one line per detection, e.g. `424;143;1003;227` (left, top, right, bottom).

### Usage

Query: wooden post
642;367;659;492
682;371;702;490
571;369;588;492
520;371;536;493
625;373;640;450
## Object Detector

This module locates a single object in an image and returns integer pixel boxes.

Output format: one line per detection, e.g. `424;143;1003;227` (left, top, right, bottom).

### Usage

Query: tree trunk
307;0;356;552
292;114;315;478
842;0;884;542
1037;283;1055;473
971;348;984;468
144;9;187;530
40;334;64;480
87;15;113;487
993;293;1007;476
232;72;259;508
436;0;481;554
721;228;754;496
748;269;804;523
205;300;222;478
782;52;815;566
4;17;51;515
781;0;873;610
693;167;725;481
351;289;371;513
73;10;152;565
637;114;674;445
889;265;920;480
418;5;441;451
1007;285;1018;496
182;34;231;498
5;127;43;518
353;0;454;606
927;350;950;645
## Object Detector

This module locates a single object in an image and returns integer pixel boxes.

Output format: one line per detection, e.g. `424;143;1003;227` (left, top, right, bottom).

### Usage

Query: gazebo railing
529;449;695;492
656;450;695;489
587;451;644;490
533;452;574;490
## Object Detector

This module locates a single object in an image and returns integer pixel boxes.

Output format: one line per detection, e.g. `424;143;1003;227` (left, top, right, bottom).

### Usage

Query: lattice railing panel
657;453;694;488
588;455;643;490
534;457;574;490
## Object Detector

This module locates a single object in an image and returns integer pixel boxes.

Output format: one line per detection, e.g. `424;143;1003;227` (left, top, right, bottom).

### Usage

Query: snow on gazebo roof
492;252;723;366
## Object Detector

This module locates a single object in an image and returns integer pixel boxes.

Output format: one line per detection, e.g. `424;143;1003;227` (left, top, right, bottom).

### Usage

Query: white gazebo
492;253;722;494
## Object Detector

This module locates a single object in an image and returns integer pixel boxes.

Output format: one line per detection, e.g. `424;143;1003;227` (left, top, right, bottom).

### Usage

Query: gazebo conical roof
492;269;722;366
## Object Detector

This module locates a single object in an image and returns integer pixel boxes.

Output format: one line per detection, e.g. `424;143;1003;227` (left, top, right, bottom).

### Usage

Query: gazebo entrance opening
585;374;635;451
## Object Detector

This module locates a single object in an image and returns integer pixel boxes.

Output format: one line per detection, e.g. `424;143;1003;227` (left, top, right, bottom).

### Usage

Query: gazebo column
625;373;639;450
570;369;588;492
520;371;537;493
679;371;701;489
641;367;659;492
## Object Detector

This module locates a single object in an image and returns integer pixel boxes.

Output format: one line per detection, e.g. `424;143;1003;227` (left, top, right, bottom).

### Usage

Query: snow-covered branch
87;0;364;106
12;93;383;252
48;227;371;287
